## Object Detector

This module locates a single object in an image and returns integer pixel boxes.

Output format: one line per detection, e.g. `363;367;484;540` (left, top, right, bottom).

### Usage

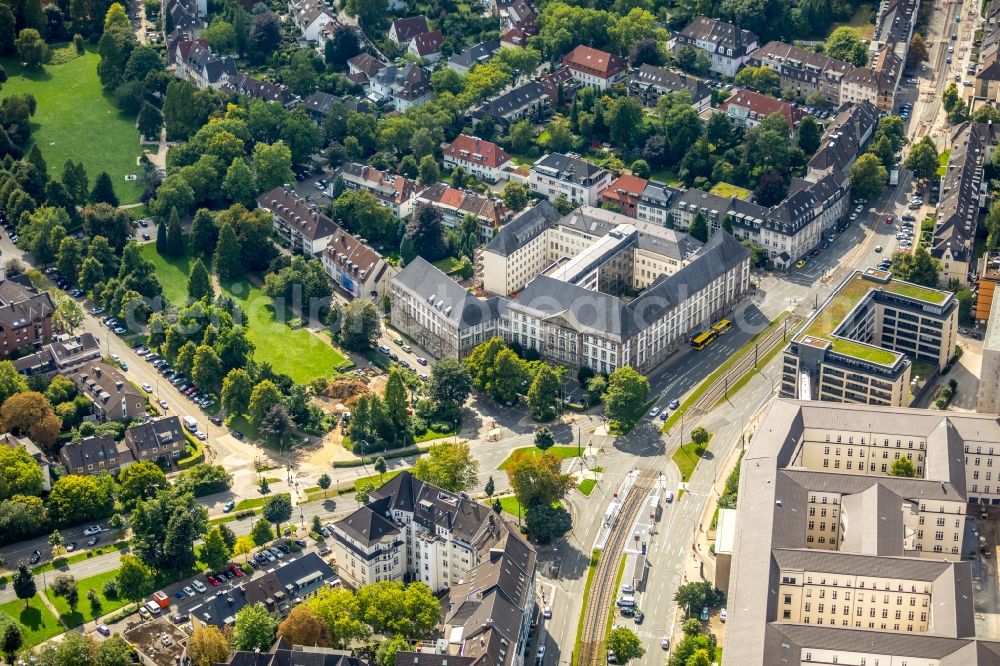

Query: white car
111;354;120;361
141;384;153;393
191;580;207;593
83;525;102;536
159;400;169;409
195;431;207;441
661;637;670;651
183;586;195;596
542;606;552;619
649;406;660;417
720;608;728;622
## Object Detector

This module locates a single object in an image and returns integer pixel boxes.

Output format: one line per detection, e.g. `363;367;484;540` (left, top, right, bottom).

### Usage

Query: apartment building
72;363;147;422
13;332;101;377
60;435;134;476
447;39;500;74
871;0;918;57
477;200;563;296
528;152;612;206
123;416;186;463
473;81;550;130
932;122;999;286
626;64;712;111
635;181;681;227
369;63;433;111
719;89;803;131
0;273;54;359
781;269;958;407
673;16;759;77
413;183;510;241
288;0;337;43
338;162;415;218
219;639;360;666
977;296;1000;414
805;102;879;183
322;226;398;301
409;30;443;62
600;174;647;217
559;45;627;90
389;258;506;360
723;399;1000;665
388;16;429;45
748;41;854;104
442;134;511;183
839;47;902;113
332;471;537;666
257;185;338;255
503;221;747;373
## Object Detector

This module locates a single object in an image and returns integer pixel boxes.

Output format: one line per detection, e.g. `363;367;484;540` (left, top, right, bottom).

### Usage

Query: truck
183;416;198;432
890;169;900;186
151;590;169;608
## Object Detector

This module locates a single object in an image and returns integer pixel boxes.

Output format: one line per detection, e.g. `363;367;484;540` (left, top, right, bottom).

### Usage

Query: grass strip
235;492;290;511
663;312;790;433
672;435;713;482
498;446;580;471
572;549;601;666
578;479;597;496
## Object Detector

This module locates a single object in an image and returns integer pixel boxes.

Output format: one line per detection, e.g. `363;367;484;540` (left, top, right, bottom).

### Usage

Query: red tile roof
444;134;511;169
720;90;802;128
560;45;627;78
412;29;443;56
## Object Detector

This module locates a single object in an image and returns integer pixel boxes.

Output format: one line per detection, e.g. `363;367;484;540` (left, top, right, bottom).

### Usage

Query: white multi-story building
672;16;759;77
442;134;512;183
528;152;612;206
724;399;1000;665
256;185;337;255
338;162;416;219
560;45;628;90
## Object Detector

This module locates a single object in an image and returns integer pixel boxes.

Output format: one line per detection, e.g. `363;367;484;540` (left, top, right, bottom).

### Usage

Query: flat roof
796;270;951;366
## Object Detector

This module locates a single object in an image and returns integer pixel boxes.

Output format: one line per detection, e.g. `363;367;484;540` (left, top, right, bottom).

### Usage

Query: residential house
600;174;648;217
73;363;147;422
369;63;433;111
191;553;338;629
748;41;855;105
123;416;186;464
346;53;385;87
719;89;803;131
443;134;512;183
560;45;627;90
673;16;759;77
289;0;337;43
322;226;398;300
174;41;236;89
636;181;681;227
448;39;500;74
339;162;416;218
222;73;299;107
839;47;902;113
499;0;537;46
414;182;511;240
13;332;101;377
215;638;360;666
301;91;368;124
540;65;581;104
389;258;507;359
473;81;549;130
1;433;52;490
389;16;429;44
257;185;338;255
932;122;999;286
409;30;443;63
168;37;207;66
0;273;54;359
975;59;1000;102
528;152;613;206
805;102;879;183
60;435;134;477
626;64;712;111
871;0;918;57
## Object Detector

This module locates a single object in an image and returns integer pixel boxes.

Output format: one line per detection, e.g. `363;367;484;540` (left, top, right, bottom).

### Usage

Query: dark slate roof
258;185;338;241
220;639;360;666
449;39;500;70
476;81;548;121
394;656;476;666
60;435;132;471
391;257;504;328
530;152;608;186
333;502;400;546
483;199;561;257
0;274;54;329
676;16;758;54
512;230;749;340
807;102;879;176
627;64;710;101
390;15;429;42
124;416;183;455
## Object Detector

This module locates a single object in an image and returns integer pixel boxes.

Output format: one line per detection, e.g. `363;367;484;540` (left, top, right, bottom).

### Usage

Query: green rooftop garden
797;272;950;366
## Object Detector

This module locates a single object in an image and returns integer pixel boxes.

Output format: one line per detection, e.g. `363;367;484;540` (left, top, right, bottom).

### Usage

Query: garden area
44;569;130;627
0;597;61;648
2;49;145;203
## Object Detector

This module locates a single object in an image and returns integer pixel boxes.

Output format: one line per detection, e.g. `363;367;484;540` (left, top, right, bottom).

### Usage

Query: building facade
673;16;759;77
257;185;337;255
322;227;398;300
559;45;627;90
528;153;612;206
338;162;416;219
442;134;511;183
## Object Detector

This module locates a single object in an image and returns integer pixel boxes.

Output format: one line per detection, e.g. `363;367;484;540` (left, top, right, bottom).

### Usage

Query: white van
616;595;636;608
183;416;198;432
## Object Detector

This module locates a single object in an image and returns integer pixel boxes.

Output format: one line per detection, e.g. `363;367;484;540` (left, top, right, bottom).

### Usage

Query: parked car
183;586;195;596
66;541;77;552
222;501;235;513
96;624;110;636
84;525;102;536
191;580;206;593
87;535;100;546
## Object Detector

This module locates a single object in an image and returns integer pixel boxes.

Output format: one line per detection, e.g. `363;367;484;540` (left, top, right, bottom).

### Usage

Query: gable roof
476;81;548;121
444;135;511;169
391;258;505;328
390;15;429;42
449;40;501;70
720;89;802;127
560;45;626;77
411;29;443;56
124;416;184;455
676;16;758;53
347;53;384;76
60;435;133;471
627;64;711;101
257;185;338;241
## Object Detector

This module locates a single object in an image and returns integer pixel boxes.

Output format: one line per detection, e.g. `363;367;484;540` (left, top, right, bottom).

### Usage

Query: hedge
177;432;204;469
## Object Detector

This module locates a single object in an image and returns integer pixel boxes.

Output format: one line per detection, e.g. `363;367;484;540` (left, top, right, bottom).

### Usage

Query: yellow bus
691;330;717;350
711;319;732;335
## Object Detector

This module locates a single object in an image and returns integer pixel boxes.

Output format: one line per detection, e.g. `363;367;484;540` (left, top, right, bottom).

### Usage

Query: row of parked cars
131;342;217;416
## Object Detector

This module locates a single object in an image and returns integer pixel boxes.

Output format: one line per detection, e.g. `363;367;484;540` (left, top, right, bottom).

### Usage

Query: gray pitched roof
392;257;501;328
531;152;609;186
484;200;561;257
449;39;500;70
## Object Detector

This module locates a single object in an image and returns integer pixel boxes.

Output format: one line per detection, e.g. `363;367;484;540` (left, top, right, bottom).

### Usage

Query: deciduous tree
849;153;888;202
603;366;650;425
505;449;574;508
200;526;232;571
189;626;230;666
306;586;369;648
278;605;330;647
412;441;479;492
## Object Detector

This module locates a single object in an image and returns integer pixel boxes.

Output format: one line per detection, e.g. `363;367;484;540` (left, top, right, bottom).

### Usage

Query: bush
411;417;428;436
102;579;119;599
430;421;453;433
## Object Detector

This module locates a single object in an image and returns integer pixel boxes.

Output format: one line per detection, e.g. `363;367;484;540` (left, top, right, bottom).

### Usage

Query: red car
230;564;244;577
207;575;220;586
886;215;894;224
